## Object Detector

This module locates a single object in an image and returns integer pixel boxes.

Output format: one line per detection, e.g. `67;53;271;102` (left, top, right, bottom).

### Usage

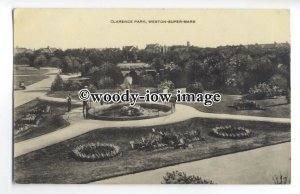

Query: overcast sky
14;9;290;49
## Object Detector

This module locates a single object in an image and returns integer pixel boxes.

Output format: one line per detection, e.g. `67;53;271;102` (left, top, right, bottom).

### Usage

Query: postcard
13;9;290;184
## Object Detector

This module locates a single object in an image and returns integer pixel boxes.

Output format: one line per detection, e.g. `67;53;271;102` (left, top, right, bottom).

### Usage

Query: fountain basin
88;102;173;120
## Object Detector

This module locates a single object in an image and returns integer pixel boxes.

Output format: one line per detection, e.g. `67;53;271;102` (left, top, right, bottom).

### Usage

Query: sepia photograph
13;9;291;184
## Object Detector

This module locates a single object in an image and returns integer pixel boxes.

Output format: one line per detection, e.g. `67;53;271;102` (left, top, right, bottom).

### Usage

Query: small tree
51;74;64;91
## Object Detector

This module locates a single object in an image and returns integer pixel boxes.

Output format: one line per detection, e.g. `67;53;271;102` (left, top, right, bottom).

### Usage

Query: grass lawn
14;118;290;183
14;66;49;89
14;75;48;89
182;94;290;118
14;65;49;75
14;100;71;143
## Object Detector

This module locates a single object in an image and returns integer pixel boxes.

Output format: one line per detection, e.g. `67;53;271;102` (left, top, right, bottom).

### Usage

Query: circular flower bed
72;143;120;161
211;125;252;139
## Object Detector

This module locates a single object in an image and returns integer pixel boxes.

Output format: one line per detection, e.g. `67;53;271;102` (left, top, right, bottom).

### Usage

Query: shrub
72;142;120;162
158;80;175;91
244;82;286;100
69;80;82;91
186;82;204;94
232;100;264;110
97;76;115;89
63;80;83;91
162;171;214;184
211;125;252;139
139;75;155;87
88;84;97;93
51;74;64;91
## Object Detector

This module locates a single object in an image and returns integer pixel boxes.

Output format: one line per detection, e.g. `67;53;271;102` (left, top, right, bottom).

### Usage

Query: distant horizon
14;41;290;51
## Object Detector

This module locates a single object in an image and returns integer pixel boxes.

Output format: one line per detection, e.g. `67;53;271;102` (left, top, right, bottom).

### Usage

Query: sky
14;9;290;49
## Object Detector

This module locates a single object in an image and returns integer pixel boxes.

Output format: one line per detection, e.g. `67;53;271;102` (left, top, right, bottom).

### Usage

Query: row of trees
14;43;290;94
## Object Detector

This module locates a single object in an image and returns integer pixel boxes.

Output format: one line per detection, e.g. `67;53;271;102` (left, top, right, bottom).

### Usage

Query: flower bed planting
162;171;214;184
72;143;121;161
232;100;264;110
211;125;253;139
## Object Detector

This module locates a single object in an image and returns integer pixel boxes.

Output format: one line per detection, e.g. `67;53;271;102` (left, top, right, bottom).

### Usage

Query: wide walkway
14;103;290;157
14;68;78;107
93;142;291;184
14;68;58;108
14;70;291;158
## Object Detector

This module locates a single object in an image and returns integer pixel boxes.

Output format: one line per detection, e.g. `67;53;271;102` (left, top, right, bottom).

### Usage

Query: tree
99;63;123;84
184;60;205;83
51;74;64;91
49;57;62;68
33;55;48;69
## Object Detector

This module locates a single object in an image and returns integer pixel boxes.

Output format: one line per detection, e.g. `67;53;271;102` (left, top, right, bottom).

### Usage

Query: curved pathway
14;71;290;158
14;103;290;157
14;68;79;108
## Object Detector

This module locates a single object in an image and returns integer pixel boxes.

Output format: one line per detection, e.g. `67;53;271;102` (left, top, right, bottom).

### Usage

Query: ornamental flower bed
72;143;121;162
18;113;40;124
120;105;143;116
232;100;264;110
211;125;253;139
162;171;214;184
130;128;205;151
14;123;30;136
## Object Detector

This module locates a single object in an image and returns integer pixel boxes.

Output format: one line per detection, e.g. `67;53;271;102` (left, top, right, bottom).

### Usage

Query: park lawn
182;94;290;118
14;118;290;183
14;100;71;143
14;65;49;75
14;75;48;89
14;66;49;89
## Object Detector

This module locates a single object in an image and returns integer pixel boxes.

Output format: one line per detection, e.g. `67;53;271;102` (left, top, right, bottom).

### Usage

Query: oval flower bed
72;143;120;161
232;100;265;110
211;125;253;139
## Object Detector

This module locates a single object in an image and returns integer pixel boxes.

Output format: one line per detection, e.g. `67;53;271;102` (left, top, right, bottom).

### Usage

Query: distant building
122;46;138;52
38;46;58;54
145;44;162;53
117;62;155;76
122;46;138;62
168;41;191;52
14;47;33;55
145;44;169;54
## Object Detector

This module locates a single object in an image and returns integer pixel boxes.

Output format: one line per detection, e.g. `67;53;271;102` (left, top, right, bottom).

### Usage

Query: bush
51;74;64;91
211;125;252;139
162;171;214;184
139;75;155;87
88;84;97;93
97;76;115;89
186;82;204;94
72;142;120;162
232;100;264;110
158;80;175;91
62;80;83;91
244;82;286;100
69;80;82;91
